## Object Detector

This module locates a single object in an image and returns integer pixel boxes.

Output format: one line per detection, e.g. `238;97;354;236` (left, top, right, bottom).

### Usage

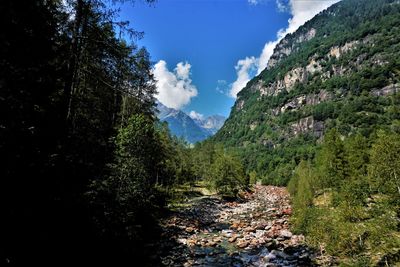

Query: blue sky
117;0;340;118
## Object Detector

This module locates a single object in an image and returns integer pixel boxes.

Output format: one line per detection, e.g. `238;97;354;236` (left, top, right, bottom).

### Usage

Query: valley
2;0;400;266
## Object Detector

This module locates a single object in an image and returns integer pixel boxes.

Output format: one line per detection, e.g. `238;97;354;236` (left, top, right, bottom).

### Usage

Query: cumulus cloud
257;40;280;75
228;0;341;98
230;57;257;98
189;110;204;121
153;60;198;110
175;62;191;79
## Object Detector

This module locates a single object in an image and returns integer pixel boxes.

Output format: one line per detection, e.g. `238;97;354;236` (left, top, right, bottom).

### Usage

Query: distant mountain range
156;102;226;143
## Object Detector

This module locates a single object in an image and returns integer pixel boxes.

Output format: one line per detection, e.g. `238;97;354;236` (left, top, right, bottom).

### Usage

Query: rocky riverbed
157;185;320;267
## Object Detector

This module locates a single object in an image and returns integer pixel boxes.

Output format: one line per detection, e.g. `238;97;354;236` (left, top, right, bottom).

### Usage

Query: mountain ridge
157;102;226;143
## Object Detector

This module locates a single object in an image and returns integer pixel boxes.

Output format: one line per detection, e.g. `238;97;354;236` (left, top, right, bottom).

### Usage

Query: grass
166;181;216;210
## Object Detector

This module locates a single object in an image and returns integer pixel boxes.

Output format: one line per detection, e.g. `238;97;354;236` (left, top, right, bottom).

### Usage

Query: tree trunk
64;0;84;122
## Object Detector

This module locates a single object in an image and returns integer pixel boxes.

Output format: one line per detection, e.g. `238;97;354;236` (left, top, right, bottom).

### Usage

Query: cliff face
214;0;400;184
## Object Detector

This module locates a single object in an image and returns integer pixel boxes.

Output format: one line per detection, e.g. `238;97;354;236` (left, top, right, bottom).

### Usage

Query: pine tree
316;128;349;189
369;131;400;198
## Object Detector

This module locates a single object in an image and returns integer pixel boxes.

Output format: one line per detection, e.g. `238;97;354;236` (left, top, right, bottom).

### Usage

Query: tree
88;114;162;243
210;151;247;197
289;161;315;231
0;0;160;264
369;131;400;197
316;128;349;189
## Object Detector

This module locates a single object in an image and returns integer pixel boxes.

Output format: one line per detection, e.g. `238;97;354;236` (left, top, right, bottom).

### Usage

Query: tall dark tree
0;0;160;265
0;0;66;264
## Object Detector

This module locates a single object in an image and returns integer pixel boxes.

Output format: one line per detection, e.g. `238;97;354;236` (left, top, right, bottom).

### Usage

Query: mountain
200;115;226;135
214;0;400;185
190;114;226;135
157;102;226;143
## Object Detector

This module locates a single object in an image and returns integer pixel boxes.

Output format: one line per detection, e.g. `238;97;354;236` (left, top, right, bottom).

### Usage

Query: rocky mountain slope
214;0;400;184
157;102;226;143
195;115;226;135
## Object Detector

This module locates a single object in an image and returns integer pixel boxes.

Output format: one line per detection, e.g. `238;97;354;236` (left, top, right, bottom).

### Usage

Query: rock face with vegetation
214;0;400;185
214;0;400;264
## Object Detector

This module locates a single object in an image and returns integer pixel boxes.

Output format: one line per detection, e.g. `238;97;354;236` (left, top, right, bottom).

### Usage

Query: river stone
228;236;237;243
236;240;249;248
280;229;293;239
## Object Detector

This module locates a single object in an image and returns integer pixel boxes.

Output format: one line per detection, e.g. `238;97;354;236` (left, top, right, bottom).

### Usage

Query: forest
0;0;246;264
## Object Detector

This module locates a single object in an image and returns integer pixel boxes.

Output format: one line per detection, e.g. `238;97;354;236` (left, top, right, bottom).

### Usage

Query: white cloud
257;40;279;75
153;60;198;110
283;0;341;37
189;110;204;121
230;57;257;98
216;80;229;94
229;0;341;98
175;62;191;80
248;0;260;5
276;0;289;12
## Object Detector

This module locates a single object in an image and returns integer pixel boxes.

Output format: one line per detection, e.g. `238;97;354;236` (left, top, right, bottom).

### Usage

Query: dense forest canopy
0;2;244;265
0;0;185;264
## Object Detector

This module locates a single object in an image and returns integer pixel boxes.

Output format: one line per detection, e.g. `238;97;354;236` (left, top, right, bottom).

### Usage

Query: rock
244;226;255;232
187;239;196;246
236;240;249;249
255;229;265;238
185;227;195;233
221;229;233;237
282;208;292;215
264;224;272;230
250;239;259;247
280;229;293;239
228;236;237;243
208;241;217;247
264;252;277;262
213;236;222;243
158;185;316;266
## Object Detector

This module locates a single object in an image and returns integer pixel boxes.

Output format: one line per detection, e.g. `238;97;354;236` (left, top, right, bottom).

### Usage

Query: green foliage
315;129;349;190
289;161;315;232
214;0;400;187
0;0;188;264
289;129;400;264
210;150;247;197
369;130;400;199
190;142;247;197
88;114;166;241
249;170;258;185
